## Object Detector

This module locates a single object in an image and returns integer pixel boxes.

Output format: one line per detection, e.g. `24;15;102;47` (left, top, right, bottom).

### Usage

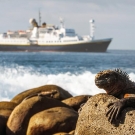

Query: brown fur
0;102;17;135
11;84;73;104
7;96;72;135
0;101;17;110
26;107;78;135
62;95;91;111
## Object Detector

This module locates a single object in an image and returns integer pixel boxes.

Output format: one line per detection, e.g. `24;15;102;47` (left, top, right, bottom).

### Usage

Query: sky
0;0;135;50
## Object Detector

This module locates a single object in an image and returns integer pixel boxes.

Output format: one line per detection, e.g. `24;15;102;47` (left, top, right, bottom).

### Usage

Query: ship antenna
39;10;41;26
60;17;64;28
89;19;95;40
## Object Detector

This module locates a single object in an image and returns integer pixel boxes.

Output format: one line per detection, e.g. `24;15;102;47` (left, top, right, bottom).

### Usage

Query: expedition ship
0;17;112;52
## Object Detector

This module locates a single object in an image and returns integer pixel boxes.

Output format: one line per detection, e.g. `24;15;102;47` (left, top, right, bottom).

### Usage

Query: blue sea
0;50;135;101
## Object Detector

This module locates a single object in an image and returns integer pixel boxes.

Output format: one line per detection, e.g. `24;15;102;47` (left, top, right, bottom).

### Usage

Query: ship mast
89;19;95;40
39;10;41;26
60;17;64;28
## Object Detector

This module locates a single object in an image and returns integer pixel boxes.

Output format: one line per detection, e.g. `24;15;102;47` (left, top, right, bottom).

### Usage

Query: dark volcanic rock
6;96;72;135
62;95;91;111
11;84;73;104
26;107;78;135
75;93;135;135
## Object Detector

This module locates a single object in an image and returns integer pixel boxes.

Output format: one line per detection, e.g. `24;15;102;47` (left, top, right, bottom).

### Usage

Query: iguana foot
106;99;126;123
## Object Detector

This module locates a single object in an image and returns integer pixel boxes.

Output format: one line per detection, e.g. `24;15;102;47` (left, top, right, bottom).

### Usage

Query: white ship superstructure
0;17;112;52
0;18;94;45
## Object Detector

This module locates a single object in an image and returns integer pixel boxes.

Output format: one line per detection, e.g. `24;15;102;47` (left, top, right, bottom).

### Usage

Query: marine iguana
95;69;135;123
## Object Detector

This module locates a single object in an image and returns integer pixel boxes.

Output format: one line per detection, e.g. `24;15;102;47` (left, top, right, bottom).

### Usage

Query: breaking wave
0;66;135;101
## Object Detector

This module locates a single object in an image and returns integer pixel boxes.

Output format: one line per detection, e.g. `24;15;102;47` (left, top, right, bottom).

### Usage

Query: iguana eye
104;74;110;78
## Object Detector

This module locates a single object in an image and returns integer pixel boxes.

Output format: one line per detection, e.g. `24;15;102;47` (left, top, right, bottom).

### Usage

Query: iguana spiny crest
95;69;135;123
95;69;135;97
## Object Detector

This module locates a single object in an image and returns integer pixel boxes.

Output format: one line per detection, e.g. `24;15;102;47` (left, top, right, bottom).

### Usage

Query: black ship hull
0;38;112;52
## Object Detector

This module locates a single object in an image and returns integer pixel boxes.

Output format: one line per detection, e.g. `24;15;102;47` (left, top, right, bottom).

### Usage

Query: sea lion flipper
23;93;39;101
23;90;58;102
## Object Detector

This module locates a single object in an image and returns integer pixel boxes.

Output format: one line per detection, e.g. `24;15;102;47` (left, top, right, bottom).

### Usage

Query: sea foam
0;67;135;101
0;66;103;101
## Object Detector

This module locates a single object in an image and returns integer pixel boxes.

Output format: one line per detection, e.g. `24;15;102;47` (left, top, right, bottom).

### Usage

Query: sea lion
11;84;73;105
0;101;17;135
62;95;91;111
7;96;72;135
26;107;78;135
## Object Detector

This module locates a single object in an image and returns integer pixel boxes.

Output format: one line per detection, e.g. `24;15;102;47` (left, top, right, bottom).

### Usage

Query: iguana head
95;69;129;96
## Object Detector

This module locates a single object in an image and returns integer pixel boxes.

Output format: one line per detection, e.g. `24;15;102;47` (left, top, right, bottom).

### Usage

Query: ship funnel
29;18;38;28
89;19;95;40
29;18;36;24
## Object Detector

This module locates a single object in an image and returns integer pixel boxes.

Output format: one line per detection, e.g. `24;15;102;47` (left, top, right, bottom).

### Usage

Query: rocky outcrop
11;85;73;104
75;93;135;135
62;95;91;111
26;107;78;135
7;96;72;135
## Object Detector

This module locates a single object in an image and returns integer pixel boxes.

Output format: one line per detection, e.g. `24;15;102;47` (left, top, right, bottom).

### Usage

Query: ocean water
0;50;135;101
